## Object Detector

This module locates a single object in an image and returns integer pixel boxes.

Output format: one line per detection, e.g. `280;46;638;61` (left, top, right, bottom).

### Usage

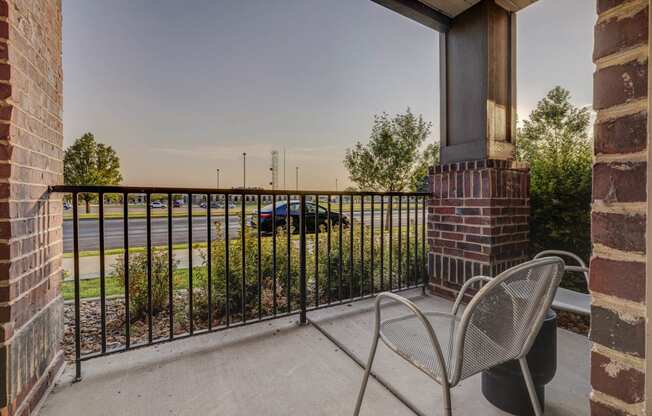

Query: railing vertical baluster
257;195;262;320
72;192;82;381
422;196;427;294
407;195;411;287
360;195;366;298
241;195;246;322
360;195;364;298
123;193;130;348
370;195;374;295
299;195;307;324
389;196;393;290
380;196;384;292
327;196;331;304
168;194;174;339
225;194;230;326
99;192;106;354
338;196;343;303
398;195;402;290
146;193;153;343
286;193;291;313
272;194;277;315
314;194;319;307
188;194;194;334
207;193;213;330
349;195;353;299
414;196;419;290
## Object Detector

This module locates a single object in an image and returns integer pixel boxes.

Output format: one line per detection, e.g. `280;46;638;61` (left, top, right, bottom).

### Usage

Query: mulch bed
63;295;199;361
556;310;589;336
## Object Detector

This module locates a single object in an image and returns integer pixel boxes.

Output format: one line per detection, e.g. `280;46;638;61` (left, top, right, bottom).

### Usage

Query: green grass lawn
62;268;199;301
63;242;209;258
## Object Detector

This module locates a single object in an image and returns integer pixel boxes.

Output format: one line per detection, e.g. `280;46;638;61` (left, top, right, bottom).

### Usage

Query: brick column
427;159;529;299
589;0;649;415
0;1;64;415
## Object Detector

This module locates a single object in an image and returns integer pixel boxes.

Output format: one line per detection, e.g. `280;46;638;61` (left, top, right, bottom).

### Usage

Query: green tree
517;86;592;272
344;109;438;192
414;142;440;192
64;133;123;213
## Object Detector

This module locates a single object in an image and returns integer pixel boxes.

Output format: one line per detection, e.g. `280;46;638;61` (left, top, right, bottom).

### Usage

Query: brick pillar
589;0;649;414
427;159;529;299
0;1;64;415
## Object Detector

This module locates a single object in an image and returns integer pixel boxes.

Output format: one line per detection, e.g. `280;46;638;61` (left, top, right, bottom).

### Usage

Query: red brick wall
590;0;648;414
427;159;529;299
0;0;64;415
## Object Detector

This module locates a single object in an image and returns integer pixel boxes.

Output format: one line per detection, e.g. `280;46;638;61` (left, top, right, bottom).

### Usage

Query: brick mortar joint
591;390;646;416
593;243;646;262
0;260;62;288
597;0;648;24
592;292;646;321
594;150;647;163
595;44;648;70
592;201;647;215
595;99;647;123
592;343;646;371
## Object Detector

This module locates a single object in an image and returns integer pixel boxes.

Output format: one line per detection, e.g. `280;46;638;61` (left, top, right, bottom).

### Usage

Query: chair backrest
450;257;564;384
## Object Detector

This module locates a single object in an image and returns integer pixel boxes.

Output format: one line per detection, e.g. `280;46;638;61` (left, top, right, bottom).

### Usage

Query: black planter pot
481;309;557;416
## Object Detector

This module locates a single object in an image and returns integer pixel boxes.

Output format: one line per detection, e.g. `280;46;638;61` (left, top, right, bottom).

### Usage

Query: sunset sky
62;0;595;190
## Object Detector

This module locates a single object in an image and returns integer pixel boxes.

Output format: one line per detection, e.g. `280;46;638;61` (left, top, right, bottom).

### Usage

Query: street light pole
335;178;338;192
242;152;247;189
216;169;220;189
295;166;299;190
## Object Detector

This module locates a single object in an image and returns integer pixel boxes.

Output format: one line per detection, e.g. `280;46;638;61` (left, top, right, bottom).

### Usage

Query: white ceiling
418;0;537;18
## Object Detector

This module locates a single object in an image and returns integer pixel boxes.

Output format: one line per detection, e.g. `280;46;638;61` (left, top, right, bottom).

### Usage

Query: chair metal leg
353;334;380;416
442;384;452;416
519;357;543;416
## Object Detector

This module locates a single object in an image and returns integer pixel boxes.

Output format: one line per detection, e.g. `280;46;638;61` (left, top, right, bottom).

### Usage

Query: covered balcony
0;0;645;415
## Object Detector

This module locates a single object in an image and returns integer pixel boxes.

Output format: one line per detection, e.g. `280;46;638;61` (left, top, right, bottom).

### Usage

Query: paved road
63;211;423;252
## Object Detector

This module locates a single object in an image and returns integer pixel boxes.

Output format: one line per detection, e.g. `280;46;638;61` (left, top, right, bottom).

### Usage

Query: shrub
113;248;178;321
192;217;425;324
517;87;592;291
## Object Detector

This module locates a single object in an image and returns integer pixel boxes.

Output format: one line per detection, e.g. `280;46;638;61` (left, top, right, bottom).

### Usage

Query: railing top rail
49;185;429;197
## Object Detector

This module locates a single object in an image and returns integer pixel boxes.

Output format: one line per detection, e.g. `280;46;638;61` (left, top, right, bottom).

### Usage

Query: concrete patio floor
39;289;590;416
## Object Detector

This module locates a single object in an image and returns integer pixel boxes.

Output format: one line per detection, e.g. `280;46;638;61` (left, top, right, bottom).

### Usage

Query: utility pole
295;166;299;190
216;168;221;202
283;147;286;189
242;152;247;189
270;150;279;190
335;178;338;192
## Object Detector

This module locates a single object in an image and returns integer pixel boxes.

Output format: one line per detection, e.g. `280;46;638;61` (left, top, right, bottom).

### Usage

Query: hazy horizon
63;0;594;190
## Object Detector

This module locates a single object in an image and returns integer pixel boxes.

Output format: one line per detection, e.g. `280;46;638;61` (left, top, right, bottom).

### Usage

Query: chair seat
552;287;591;316
379;312;458;383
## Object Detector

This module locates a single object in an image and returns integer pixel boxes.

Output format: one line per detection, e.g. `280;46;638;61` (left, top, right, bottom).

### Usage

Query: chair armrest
451;276;493;316
374;292;451;385
534;250;590;287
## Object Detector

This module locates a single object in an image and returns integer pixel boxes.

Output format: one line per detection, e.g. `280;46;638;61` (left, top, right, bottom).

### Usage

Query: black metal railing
51;185;429;380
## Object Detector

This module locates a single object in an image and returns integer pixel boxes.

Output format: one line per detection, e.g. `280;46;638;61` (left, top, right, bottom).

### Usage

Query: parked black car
250;200;348;234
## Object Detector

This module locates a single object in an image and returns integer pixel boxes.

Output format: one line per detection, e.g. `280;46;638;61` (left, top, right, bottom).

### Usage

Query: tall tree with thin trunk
516;86;592;276
344;109;438;227
64;133;123;213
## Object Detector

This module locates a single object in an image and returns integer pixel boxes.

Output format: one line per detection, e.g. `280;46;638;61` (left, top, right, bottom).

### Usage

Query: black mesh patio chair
353;257;565;416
